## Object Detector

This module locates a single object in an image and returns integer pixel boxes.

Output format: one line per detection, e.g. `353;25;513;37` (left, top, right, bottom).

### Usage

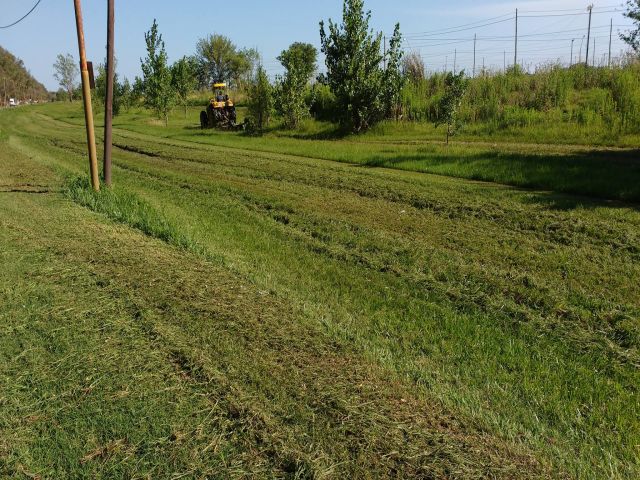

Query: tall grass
402;62;640;136
64;176;204;254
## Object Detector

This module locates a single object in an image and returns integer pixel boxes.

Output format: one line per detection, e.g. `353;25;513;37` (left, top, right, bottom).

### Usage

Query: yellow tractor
200;83;239;129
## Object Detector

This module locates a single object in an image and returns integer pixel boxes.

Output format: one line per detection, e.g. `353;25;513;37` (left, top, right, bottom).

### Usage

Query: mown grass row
1;111;548;478
39;102;640;203
12;103;637;478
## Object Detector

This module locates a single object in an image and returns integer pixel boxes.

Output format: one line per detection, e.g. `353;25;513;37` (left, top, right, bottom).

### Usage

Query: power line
518;4;622;13
0;0;43;29
404;16;515;38
520;9;621;18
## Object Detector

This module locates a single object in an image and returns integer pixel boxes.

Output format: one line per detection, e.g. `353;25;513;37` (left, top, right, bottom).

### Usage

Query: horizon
0;0;634;92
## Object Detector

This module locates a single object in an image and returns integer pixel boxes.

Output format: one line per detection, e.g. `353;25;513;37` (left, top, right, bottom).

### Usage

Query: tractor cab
200;83;239;129
211;83;233;109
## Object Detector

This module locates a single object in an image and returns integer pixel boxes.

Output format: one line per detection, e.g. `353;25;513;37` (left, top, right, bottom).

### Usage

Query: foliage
246;66;273;131
53;53;78;102
275;43;318;129
401;63;640;135
171;56;198;117
437;71;468;144
94;58;133;116
140;19;175;125
0;46;48;104
402;51;425;83
621;0;640;54
195;35;258;89
308;83;339;121
320;0;403;132
383;25;405;118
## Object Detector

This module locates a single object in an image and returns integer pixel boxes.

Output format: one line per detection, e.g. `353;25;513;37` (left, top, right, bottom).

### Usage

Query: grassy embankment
52;100;640;202
0;103;638;478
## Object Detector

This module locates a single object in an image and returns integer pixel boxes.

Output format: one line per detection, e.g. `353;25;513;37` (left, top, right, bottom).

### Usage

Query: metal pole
104;0;114;187
73;0;100;192
608;18;613;68
453;49;457;74
585;4;593;67
514;9;518;70
473;34;476;77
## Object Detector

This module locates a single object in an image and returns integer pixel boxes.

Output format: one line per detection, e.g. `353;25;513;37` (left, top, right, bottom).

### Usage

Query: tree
276;43;317;128
237;47;260;89
246;66;273;131
320;0;403;132
94;59;131;117
621;1;640;54
140;19;175;125
171;56;197;117
402;52;425;83
53;53;78;102
437;71;468;145
195;35;256;88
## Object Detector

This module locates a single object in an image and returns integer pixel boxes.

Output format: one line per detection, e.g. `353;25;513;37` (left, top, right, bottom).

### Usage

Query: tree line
1;46;48;105
52;0;640;136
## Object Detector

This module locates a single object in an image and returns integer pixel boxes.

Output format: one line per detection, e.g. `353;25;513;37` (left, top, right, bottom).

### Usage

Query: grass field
1;103;638;478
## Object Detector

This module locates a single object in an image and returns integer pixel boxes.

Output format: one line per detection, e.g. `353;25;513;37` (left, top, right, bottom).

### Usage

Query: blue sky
0;0;632;90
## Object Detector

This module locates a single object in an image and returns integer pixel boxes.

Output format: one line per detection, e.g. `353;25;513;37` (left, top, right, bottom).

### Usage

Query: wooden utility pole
514;9;518;70
104;0;114;187
73;0;99;191
608;18;613;67
473;34;476;77
570;39;574;67
585;4;593;67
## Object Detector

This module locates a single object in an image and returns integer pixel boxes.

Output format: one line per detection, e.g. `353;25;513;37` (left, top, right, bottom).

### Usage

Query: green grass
1;103;639;478
42;101;640;202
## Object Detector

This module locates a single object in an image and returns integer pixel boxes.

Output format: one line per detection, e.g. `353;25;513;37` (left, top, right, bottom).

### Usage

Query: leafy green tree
131;76;144;105
237;47;260;89
171;56;197;117
621;1;640;54
118;78;133;113
94;58;131;116
140;19;175;125
53;53;78;102
195;35;257;88
247;66;273;131
437;71;468;145
276;43;317;128
384;26;405;119
320;0;403;132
